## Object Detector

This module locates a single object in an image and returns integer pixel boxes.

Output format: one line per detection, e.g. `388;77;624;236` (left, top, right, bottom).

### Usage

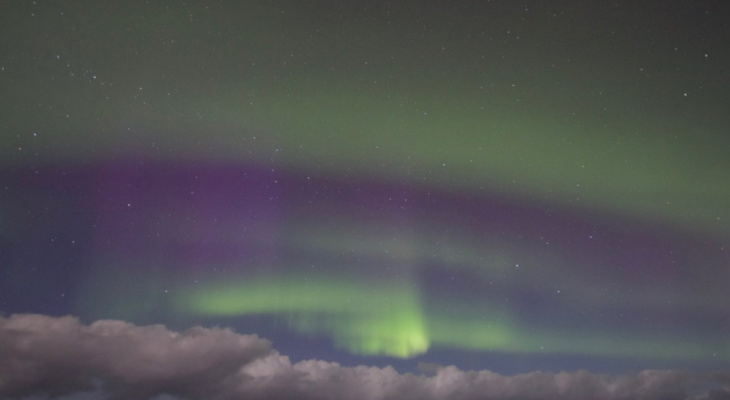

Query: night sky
1;1;729;399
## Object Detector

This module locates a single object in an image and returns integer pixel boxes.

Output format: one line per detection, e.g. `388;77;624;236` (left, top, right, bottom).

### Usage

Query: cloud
0;314;271;399
1;314;728;400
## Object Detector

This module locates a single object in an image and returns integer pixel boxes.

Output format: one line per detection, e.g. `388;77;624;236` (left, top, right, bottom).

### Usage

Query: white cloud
1;314;728;400
0;314;271;399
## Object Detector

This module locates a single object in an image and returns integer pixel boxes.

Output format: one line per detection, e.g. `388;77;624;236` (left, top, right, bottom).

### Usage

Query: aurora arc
175;272;728;360
59;161;728;362
177;275;431;358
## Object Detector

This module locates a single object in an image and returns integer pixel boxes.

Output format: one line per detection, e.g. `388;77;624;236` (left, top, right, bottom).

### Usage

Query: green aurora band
175;273;728;360
177;275;430;358
73;207;728;361
170;76;730;236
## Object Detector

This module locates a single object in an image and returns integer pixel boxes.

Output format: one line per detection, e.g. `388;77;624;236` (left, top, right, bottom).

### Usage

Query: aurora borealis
7;162;728;366
2;1;730;399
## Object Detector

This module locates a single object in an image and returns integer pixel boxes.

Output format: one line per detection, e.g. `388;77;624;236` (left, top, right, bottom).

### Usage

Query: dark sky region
1;1;729;399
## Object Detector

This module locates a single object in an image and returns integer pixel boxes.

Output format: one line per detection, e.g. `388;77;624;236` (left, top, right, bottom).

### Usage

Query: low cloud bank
0;314;270;399
1;314;728;400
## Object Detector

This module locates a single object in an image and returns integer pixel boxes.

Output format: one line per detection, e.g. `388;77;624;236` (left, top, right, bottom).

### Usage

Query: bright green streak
177;274;729;360
177;274;430;358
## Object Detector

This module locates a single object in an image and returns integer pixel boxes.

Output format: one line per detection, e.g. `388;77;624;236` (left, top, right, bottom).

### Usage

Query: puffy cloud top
1;314;728;400
0;314;270;399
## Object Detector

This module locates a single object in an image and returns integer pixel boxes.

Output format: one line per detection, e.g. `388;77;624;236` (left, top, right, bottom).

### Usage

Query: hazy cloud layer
1;314;728;400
